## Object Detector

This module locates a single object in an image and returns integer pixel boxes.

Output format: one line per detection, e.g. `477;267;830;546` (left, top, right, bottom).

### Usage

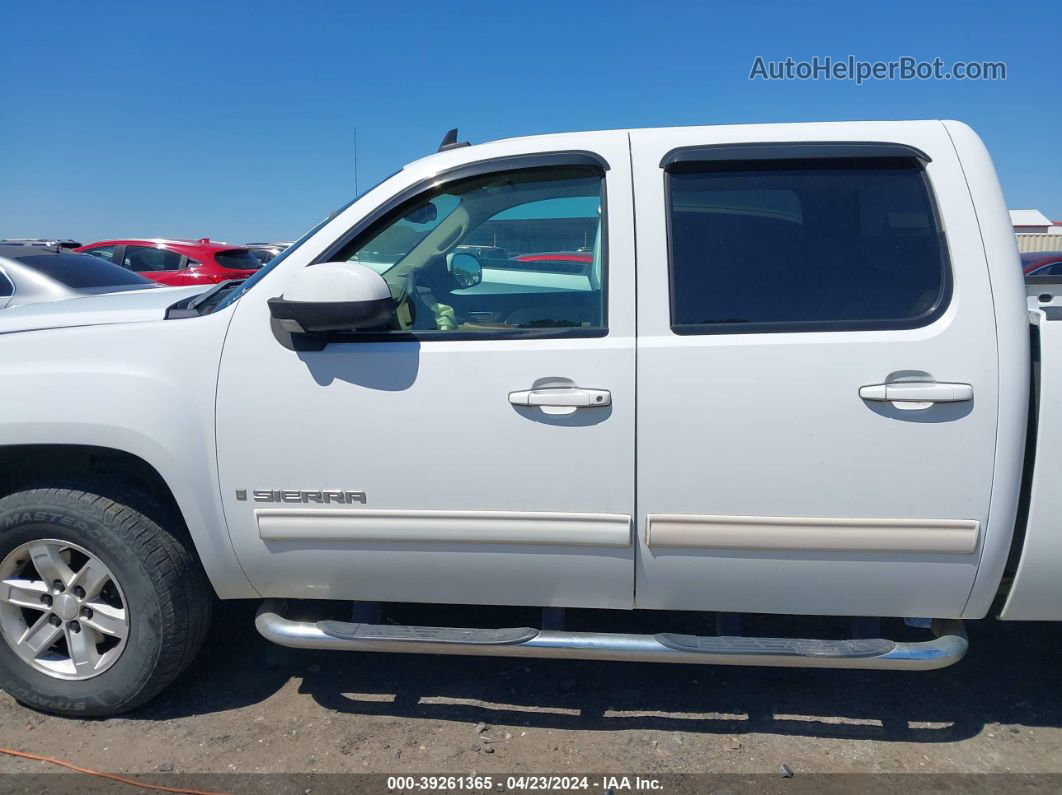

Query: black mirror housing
267;295;392;334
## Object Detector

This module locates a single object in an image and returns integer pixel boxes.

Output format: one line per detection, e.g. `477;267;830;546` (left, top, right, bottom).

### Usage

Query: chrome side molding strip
255;601;968;671
645;514;979;554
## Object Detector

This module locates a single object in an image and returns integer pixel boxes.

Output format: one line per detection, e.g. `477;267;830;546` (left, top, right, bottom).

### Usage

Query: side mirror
447;252;482;289
268;262;393;342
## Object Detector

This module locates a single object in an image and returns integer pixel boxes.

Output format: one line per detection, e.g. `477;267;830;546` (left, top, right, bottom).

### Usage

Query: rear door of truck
630;122;1000;618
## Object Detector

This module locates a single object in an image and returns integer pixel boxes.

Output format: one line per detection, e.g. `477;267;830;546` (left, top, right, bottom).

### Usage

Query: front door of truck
215;134;637;608
631;124;1000;618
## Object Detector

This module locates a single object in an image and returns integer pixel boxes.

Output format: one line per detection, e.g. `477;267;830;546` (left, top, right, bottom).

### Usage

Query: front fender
0;316;257;599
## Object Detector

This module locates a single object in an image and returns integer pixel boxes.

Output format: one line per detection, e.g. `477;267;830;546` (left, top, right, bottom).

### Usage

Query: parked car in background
0;239;82;250
504;251;598;291
513;251;594;268
75;238;262;286
455;244;509;259
1021;251;1062;277
244;241;293;267
0;245;158;309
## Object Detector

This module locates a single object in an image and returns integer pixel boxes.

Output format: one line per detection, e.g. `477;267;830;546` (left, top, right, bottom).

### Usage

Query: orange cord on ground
0;747;226;795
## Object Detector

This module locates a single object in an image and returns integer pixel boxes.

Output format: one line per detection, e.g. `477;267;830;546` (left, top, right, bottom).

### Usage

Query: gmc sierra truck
0;120;1053;717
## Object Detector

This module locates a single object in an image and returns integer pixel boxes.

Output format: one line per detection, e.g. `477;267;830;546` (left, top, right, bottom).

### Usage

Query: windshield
350;194;461;273
19;253;155;289
211;170;402;313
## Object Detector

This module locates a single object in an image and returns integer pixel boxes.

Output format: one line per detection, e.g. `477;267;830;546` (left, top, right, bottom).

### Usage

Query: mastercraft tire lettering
0;487;212;717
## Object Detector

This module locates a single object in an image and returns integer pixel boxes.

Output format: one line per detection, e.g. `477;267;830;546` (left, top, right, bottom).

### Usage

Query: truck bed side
1001;308;1062;619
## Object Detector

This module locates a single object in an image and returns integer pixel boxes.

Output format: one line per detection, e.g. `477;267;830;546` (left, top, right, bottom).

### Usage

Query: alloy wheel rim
0;539;129;680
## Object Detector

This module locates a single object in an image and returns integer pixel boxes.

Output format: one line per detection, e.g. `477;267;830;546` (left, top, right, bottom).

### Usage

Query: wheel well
0;444;190;545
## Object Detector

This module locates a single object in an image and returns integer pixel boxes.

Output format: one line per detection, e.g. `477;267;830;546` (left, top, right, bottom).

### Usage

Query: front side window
84;245;117;263
333;165;606;336
667;157;949;334
123;245;183;272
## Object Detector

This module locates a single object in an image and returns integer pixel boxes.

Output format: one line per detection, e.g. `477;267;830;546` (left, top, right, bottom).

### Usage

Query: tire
0;486;212;717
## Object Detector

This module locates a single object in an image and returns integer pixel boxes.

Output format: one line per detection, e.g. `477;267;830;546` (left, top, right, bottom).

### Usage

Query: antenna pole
353;126;359;195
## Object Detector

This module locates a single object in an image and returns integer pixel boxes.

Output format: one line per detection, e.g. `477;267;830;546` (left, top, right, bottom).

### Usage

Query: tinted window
334;165;606;336
123;245;183;272
215;249;262;270
84;245;117;263
18;254;155;288
1022;252;1062;268
0;271;12;297
667;157;948;333
246;248;275;265
211;217;334;313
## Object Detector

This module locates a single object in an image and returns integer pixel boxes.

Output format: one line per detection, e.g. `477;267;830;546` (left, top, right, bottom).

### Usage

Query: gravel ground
1;600;1061;788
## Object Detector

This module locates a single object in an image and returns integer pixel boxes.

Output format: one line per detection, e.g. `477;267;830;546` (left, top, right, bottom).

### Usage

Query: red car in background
514;252;593;264
512;251;594;273
75;238;261;286
1022;251;1062;277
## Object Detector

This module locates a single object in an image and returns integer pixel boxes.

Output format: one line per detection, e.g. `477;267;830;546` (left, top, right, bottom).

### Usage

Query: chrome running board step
318;620;537;645
655;633;894;658
256;601;968;671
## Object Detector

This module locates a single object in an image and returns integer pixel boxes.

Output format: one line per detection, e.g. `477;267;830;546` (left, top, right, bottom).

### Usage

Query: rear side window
215;249;262;270
666;157;949;334
123;245;183;272
0;271;12;297
19;254;154;288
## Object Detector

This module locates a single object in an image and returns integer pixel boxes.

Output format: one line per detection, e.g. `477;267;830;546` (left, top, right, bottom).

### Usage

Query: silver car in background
0;245;158;309
0;238;82;249
243;241;293;266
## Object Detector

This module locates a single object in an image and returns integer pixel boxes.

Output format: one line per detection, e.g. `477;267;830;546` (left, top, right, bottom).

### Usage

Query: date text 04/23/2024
386;775;663;791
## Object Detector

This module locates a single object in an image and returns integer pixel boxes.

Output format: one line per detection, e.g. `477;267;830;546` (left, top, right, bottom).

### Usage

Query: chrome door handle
509;387;611;415
859;381;973;409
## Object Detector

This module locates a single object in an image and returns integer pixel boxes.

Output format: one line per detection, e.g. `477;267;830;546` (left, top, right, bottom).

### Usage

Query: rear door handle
859;381;973;410
509;388;611;415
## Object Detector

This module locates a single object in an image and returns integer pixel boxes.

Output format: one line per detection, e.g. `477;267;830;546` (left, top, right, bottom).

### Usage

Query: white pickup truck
0;120;1054;717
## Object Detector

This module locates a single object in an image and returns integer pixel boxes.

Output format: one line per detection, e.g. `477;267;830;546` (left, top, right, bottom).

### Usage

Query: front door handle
509;387;611;415
859;381;973;410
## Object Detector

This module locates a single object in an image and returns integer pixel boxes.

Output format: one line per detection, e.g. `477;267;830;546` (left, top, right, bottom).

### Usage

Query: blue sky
2;1;1059;242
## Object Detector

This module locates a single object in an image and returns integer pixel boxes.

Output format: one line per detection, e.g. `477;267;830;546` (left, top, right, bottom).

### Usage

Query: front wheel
0;487;212;716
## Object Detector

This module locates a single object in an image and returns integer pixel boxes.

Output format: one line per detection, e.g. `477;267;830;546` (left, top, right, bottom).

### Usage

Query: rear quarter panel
942;121;1031;618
